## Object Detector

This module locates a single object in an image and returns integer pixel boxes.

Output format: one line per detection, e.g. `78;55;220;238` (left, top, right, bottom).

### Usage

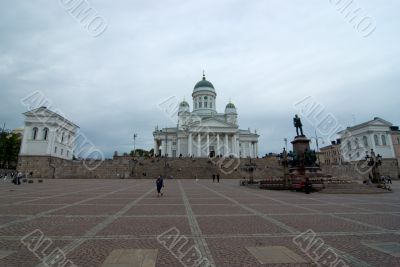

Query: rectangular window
205;102;207;108
54;146;57;153
61;149;64;155
210;102;212;108
67;151;69;157
199;102;202;108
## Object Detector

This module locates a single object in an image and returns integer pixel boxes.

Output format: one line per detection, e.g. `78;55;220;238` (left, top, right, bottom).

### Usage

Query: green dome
194;76;214;90
226;102;236;109
180;100;189;107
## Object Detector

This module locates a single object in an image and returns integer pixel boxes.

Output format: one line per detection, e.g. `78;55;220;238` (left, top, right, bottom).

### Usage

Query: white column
163;139;167;156
177;138;180;157
197;133;201;157
206;133;210;157
188;133;192;156
248;142;252;158
154;140;158;157
216;134;220;156
231;135;236;156
224;134;229;156
234;134;239;157
168;140;172;157
236;137;240;158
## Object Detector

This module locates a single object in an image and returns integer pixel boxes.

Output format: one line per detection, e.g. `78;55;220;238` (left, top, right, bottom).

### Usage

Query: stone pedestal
291;136;311;157
289;136;322;176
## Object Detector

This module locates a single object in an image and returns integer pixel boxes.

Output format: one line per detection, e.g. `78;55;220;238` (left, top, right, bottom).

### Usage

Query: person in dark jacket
156;175;164;197
304;178;311;194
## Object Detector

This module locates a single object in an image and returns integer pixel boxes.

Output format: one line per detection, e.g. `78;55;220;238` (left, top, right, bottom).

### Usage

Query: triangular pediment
23;107;79;128
190;117;237;128
369;117;392;127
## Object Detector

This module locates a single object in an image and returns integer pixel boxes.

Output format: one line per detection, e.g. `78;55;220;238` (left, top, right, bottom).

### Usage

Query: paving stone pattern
0;179;400;266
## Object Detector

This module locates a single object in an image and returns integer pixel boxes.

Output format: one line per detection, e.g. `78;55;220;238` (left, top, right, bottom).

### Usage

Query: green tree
0;129;22;169
130;148;154;158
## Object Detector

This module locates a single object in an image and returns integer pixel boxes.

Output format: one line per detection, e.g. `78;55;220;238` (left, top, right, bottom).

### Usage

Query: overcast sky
1;0;399;157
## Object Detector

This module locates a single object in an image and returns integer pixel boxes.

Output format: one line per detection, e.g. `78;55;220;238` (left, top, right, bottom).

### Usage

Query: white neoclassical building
153;74;259;158
19;107;79;160
337;117;396;161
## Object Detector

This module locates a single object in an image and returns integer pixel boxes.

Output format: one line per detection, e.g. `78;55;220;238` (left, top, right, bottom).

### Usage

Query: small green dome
180;100;189;107
226;102;236;109
194;75;214;90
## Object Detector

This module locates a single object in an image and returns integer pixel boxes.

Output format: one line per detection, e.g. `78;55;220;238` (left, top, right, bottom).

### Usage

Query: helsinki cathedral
153;73;259;158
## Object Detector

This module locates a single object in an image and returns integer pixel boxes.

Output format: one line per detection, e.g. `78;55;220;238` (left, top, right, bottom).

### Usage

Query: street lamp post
311;130;324;165
133;133;137;156
164;131;168;178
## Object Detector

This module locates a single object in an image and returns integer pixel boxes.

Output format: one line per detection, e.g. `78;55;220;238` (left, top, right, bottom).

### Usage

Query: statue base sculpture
289;136;322;175
291;136;311;158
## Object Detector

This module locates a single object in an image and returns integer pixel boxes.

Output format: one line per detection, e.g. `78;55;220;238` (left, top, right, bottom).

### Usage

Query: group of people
0;171;23;185
155;173;222;196
381;175;392;184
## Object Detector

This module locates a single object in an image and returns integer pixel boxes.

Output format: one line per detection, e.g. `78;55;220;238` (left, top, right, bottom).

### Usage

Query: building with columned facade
153;74;259;158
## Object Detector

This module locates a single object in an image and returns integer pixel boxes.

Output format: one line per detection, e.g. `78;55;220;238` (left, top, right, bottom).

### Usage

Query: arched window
32;127;38;140
381;135;387;146
363;136;368;147
374;135;379;146
43;128;49;141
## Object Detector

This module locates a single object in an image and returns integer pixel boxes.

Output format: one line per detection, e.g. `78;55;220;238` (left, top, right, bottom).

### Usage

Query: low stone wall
18;155;400;180
321;159;400;181
17;156;284;179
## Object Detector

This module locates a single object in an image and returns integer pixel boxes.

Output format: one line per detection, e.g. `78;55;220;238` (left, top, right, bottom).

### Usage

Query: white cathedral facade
153;74;259;158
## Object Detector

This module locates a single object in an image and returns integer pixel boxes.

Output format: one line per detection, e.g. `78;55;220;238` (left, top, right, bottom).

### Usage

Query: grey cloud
0;0;399;157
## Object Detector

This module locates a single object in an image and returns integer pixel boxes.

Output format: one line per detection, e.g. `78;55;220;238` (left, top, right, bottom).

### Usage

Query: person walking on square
156;175;164;197
217;174;220;183
212;174;215;183
304;178;311;194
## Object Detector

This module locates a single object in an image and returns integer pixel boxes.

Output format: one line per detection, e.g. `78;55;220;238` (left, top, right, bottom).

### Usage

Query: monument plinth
291;136;311;158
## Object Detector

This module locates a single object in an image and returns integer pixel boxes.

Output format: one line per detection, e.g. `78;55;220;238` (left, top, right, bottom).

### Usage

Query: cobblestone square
1;179;400;266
